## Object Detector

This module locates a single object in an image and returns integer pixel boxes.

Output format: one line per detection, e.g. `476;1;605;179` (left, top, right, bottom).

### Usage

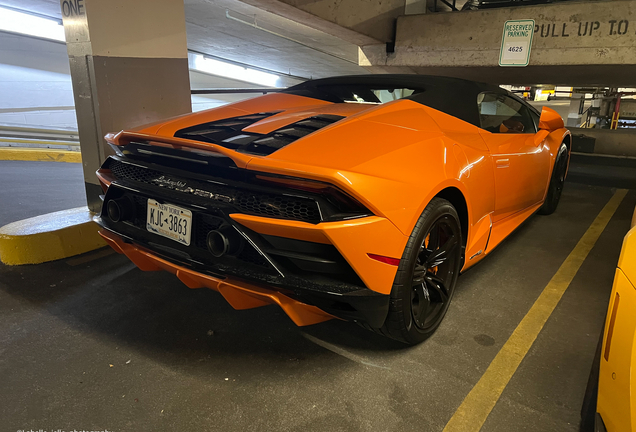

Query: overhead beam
361;0;636;85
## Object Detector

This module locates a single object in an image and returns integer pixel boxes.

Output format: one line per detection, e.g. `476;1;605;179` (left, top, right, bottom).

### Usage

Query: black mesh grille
131;195;147;227
110;160;161;183
235;194;319;221
108;159;322;224
174;113;344;156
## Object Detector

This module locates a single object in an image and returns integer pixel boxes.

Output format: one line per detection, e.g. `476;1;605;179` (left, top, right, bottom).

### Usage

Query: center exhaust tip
206;225;243;257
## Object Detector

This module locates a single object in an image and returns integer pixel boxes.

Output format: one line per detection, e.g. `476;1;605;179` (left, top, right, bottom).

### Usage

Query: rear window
286;84;422;104
344;88;418;104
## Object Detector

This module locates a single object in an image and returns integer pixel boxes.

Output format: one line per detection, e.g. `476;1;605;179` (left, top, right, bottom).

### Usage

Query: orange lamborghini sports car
96;75;570;344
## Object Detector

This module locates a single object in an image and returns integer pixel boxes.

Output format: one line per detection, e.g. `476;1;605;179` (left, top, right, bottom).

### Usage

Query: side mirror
538;107;564;131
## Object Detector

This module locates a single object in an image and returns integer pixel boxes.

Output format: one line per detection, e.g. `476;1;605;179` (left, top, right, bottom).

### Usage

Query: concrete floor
0;161;86;226
0;160;634;431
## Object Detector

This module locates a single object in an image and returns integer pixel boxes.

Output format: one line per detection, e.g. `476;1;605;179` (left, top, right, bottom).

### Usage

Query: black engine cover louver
174;113;344;156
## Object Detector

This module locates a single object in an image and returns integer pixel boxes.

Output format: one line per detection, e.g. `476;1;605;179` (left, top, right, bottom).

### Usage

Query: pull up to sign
499;19;535;67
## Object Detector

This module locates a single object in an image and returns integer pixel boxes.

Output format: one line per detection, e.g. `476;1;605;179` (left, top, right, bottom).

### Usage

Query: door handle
496;158;510;168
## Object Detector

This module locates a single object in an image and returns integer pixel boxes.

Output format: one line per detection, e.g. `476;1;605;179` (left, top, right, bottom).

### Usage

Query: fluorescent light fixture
190;53;279;87
0;6;65;42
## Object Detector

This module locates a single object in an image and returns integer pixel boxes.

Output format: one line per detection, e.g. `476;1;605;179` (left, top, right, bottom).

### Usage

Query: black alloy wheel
410;215;460;331
539;142;569;215
371;198;462;344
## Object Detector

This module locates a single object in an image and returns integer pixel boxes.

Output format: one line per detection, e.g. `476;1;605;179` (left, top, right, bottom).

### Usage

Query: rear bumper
100;228;333;326
97;155;408;295
95;151;410;327
98;227;392;327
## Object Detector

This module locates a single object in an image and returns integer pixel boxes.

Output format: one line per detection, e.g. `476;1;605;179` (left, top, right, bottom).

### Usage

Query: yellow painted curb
0;207;106;265
0;147;81;163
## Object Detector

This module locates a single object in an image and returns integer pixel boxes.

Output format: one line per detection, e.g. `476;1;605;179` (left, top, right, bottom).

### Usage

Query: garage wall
569;127;636;157
0;32;76;129
0;32;267;130
189;70;262;112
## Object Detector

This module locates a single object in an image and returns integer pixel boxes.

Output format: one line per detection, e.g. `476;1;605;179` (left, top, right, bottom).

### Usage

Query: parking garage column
60;0;192;212
566;93;585;128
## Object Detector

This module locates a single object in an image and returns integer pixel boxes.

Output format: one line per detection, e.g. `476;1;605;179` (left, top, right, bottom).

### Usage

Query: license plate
146;199;192;246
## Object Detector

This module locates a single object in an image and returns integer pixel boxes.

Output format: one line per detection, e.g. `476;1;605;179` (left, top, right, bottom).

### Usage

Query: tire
371;198;463;345
580;330;603;431
539;143;569;215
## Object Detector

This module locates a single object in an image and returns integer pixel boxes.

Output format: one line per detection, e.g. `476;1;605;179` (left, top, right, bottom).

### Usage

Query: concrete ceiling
0;0;367;83
187;0;365;81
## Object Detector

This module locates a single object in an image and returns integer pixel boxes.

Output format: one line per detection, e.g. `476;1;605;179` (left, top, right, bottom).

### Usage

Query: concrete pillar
566;93;584;128
589;98;601;127
60;0;192;212
405;0;428;15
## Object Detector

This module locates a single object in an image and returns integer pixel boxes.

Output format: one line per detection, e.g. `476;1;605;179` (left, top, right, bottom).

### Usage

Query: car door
477;92;551;223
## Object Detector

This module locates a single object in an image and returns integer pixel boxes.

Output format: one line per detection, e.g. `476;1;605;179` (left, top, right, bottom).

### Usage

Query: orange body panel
479;131;551;222
596;217;636;431
153;94;332;137
230;214;407;295
487;202;543;252
244;102;370;134
99;88;570;325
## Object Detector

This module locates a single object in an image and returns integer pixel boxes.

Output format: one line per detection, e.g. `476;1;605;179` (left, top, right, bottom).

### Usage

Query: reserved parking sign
499;20;535;67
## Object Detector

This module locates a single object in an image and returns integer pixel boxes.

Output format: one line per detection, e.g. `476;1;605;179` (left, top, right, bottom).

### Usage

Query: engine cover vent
174;113;344;156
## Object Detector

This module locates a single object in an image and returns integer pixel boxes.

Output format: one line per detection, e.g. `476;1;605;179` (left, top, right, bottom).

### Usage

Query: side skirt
484;202;543;254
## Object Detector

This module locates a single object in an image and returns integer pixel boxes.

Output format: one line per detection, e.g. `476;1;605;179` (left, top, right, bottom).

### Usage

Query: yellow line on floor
443;188;628;432
0;137;78;147
0;147;81;163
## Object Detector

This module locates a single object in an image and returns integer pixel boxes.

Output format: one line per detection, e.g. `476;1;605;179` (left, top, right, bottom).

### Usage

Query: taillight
256;175;330;193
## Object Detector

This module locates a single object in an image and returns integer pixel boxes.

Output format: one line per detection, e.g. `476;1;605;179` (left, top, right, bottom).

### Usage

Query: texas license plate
146;199;192;246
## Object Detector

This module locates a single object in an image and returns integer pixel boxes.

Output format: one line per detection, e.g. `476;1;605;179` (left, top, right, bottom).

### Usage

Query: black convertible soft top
283;74;518;128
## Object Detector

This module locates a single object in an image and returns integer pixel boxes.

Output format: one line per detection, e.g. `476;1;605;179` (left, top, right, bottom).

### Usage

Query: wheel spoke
412;264;427;285
425;234;458;268
411;283;430;328
429;224;441;250
409;215;461;331
424;273;449;302
419;224;440;261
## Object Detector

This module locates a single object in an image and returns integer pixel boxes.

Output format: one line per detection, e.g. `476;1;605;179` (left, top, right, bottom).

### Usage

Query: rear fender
413;179;489;270
546;128;571;169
